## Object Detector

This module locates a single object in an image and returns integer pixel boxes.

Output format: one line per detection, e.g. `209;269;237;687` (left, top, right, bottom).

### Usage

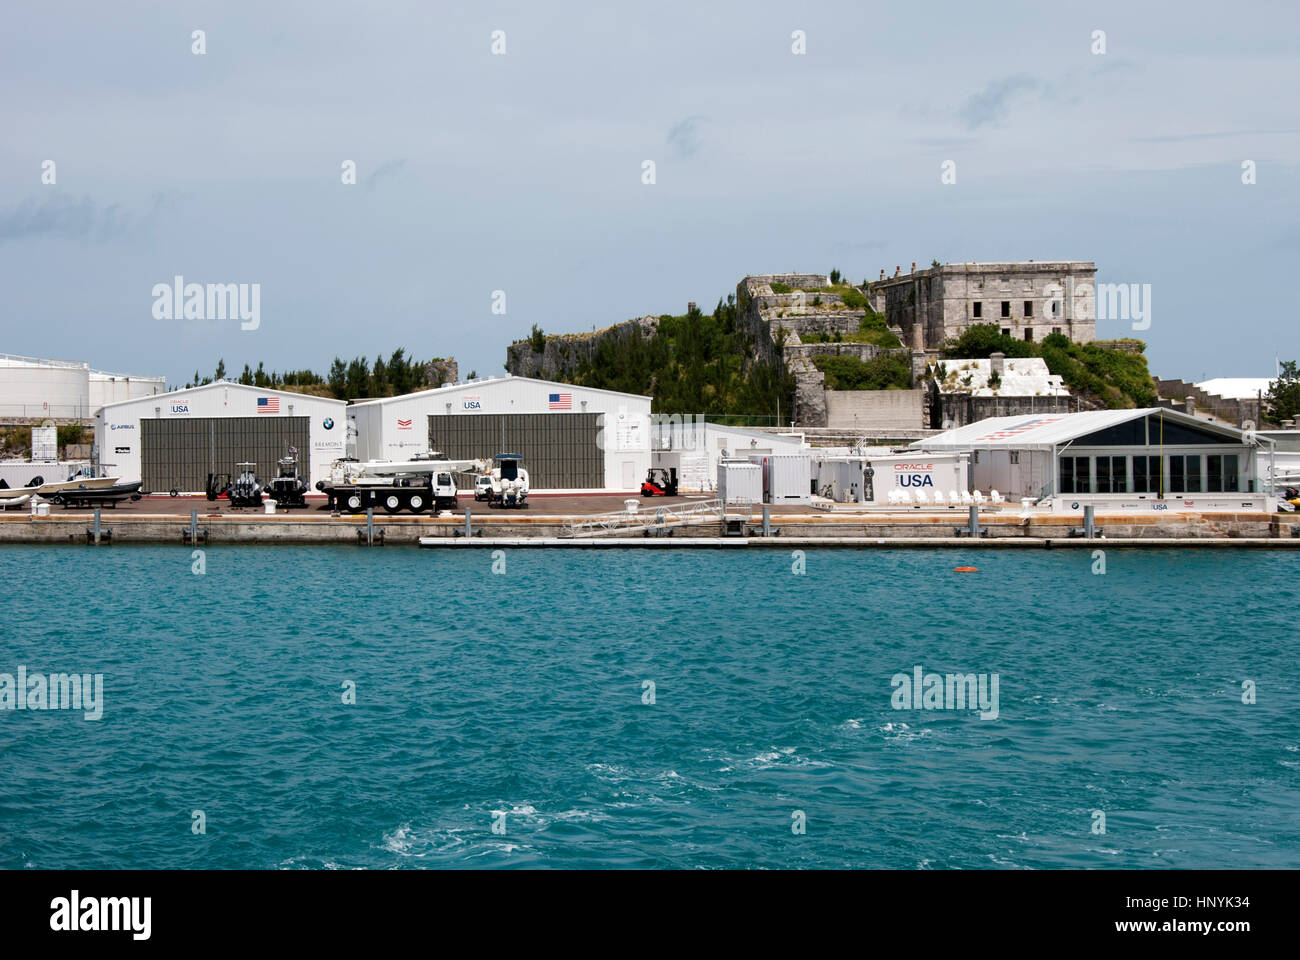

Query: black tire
170;488;179;498
407;493;426;514
382;493;402;514
345;493;363;513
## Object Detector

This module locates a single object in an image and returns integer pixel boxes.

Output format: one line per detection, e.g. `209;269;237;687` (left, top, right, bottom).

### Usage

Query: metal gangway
560;498;733;538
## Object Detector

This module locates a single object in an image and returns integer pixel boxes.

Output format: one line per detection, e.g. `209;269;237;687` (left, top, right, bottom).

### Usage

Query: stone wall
927;389;1073;429
424;358;459;387
825;390;926;430
505;316;659;381
1156;378;1262;428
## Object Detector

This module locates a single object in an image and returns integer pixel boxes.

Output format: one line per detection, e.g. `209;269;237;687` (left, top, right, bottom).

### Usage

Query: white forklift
317;451;490;514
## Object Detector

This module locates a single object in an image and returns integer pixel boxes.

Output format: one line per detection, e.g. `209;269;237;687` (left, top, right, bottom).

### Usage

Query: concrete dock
1;493;1297;546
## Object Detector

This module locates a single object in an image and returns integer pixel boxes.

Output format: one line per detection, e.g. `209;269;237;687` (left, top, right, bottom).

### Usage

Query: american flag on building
257;397;279;414
548;392;572;410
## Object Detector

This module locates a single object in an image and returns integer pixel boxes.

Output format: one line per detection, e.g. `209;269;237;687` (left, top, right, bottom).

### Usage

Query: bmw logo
1071;502;1079;510
323;418;334;430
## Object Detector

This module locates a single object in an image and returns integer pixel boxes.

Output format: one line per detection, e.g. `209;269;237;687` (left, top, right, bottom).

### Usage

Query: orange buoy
954;566;978;573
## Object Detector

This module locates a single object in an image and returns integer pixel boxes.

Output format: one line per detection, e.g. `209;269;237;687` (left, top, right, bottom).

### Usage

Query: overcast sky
1;0;1296;388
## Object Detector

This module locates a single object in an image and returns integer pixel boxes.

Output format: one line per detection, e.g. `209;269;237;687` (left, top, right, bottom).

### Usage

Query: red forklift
640;467;679;497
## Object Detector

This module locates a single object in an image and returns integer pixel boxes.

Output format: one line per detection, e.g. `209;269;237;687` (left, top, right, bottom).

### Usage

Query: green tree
214;358;227;381
327;358;347;398
1267;361;1300;423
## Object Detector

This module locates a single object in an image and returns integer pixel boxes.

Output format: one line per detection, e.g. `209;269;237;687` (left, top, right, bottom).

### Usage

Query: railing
0;403;94;420
560;498;732;538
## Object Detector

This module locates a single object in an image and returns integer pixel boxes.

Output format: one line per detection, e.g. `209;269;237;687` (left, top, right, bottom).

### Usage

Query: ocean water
1;544;1297;870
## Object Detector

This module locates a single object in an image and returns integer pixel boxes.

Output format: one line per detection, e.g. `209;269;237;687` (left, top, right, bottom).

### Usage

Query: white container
624;499;640;513
35;502;50;516
718;460;762;504
263;500;276;514
749;454;811;504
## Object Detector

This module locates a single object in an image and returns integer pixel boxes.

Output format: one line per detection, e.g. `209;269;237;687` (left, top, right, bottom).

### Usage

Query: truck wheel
408;493;425;513
170;488;179;498
346;494;363;512
383;494;402;514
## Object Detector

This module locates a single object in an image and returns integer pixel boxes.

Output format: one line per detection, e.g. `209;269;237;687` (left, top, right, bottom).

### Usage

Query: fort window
1023;301;1033;317
1024;328;1033;341
1051;326;1062;335
1000;301;1011;317
973;302;982;318
1001;328;1011;337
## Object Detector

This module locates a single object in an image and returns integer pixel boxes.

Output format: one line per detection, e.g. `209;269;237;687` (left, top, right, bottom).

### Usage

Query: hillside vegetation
571;298;795;420
812;353;912;391
941;325;1157;408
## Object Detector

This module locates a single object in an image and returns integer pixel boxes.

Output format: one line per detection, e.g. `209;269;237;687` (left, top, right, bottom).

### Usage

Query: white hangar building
347;376;652;491
95;382;347;493
649;418;806;492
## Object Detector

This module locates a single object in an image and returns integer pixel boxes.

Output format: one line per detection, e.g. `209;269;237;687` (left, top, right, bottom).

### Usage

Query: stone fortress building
869;261;1097;351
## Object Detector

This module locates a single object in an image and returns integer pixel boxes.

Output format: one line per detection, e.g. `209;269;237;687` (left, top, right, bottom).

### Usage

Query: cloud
1128;129;1298;144
364;158;408;193
956;74;1040;129
0;193;161;244
665;115;708;157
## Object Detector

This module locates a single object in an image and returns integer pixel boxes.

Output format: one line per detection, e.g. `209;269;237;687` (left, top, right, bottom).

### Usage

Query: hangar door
428;413;602;490
140;417;310;493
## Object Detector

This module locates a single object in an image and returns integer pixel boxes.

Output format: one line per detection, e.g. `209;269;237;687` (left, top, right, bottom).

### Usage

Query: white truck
316;452;490;514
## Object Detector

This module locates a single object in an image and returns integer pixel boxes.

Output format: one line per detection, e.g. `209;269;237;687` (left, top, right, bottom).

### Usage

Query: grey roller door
140;416;310;493
426;413;602;489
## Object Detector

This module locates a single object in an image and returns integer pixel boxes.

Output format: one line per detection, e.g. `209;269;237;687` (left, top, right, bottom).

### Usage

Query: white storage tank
717;460;762;504
749;453;812;504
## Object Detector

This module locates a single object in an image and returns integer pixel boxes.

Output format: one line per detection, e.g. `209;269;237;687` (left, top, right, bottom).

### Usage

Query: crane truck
316;452;490;514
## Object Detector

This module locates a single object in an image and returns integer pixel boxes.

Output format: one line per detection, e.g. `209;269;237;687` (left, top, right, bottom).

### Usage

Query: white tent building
347;376;652;491
911;408;1274;512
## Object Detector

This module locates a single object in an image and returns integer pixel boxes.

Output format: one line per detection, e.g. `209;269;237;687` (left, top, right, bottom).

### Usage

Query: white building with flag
346;375;651;491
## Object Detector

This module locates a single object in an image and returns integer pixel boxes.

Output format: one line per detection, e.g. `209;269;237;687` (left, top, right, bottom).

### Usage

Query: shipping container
748;453;812;504
717;460;761;504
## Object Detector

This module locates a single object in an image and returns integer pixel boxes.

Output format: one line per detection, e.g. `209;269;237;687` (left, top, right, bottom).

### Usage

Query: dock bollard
762;504;770;537
1084;504;1095;539
968;505;980;539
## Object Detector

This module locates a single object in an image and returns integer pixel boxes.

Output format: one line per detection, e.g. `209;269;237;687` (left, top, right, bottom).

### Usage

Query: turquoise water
1;545;1297;869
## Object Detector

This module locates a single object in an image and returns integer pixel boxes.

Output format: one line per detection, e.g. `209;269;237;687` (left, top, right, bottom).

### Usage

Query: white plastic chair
973;490;986;505
990;489;1003;504
932;489;946;505
887;489;900;504
960;490;974;505
949;489;961;504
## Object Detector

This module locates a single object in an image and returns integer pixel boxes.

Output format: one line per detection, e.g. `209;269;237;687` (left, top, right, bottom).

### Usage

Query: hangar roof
348;375;651;408
911;408;1249;451
97;379;346;410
